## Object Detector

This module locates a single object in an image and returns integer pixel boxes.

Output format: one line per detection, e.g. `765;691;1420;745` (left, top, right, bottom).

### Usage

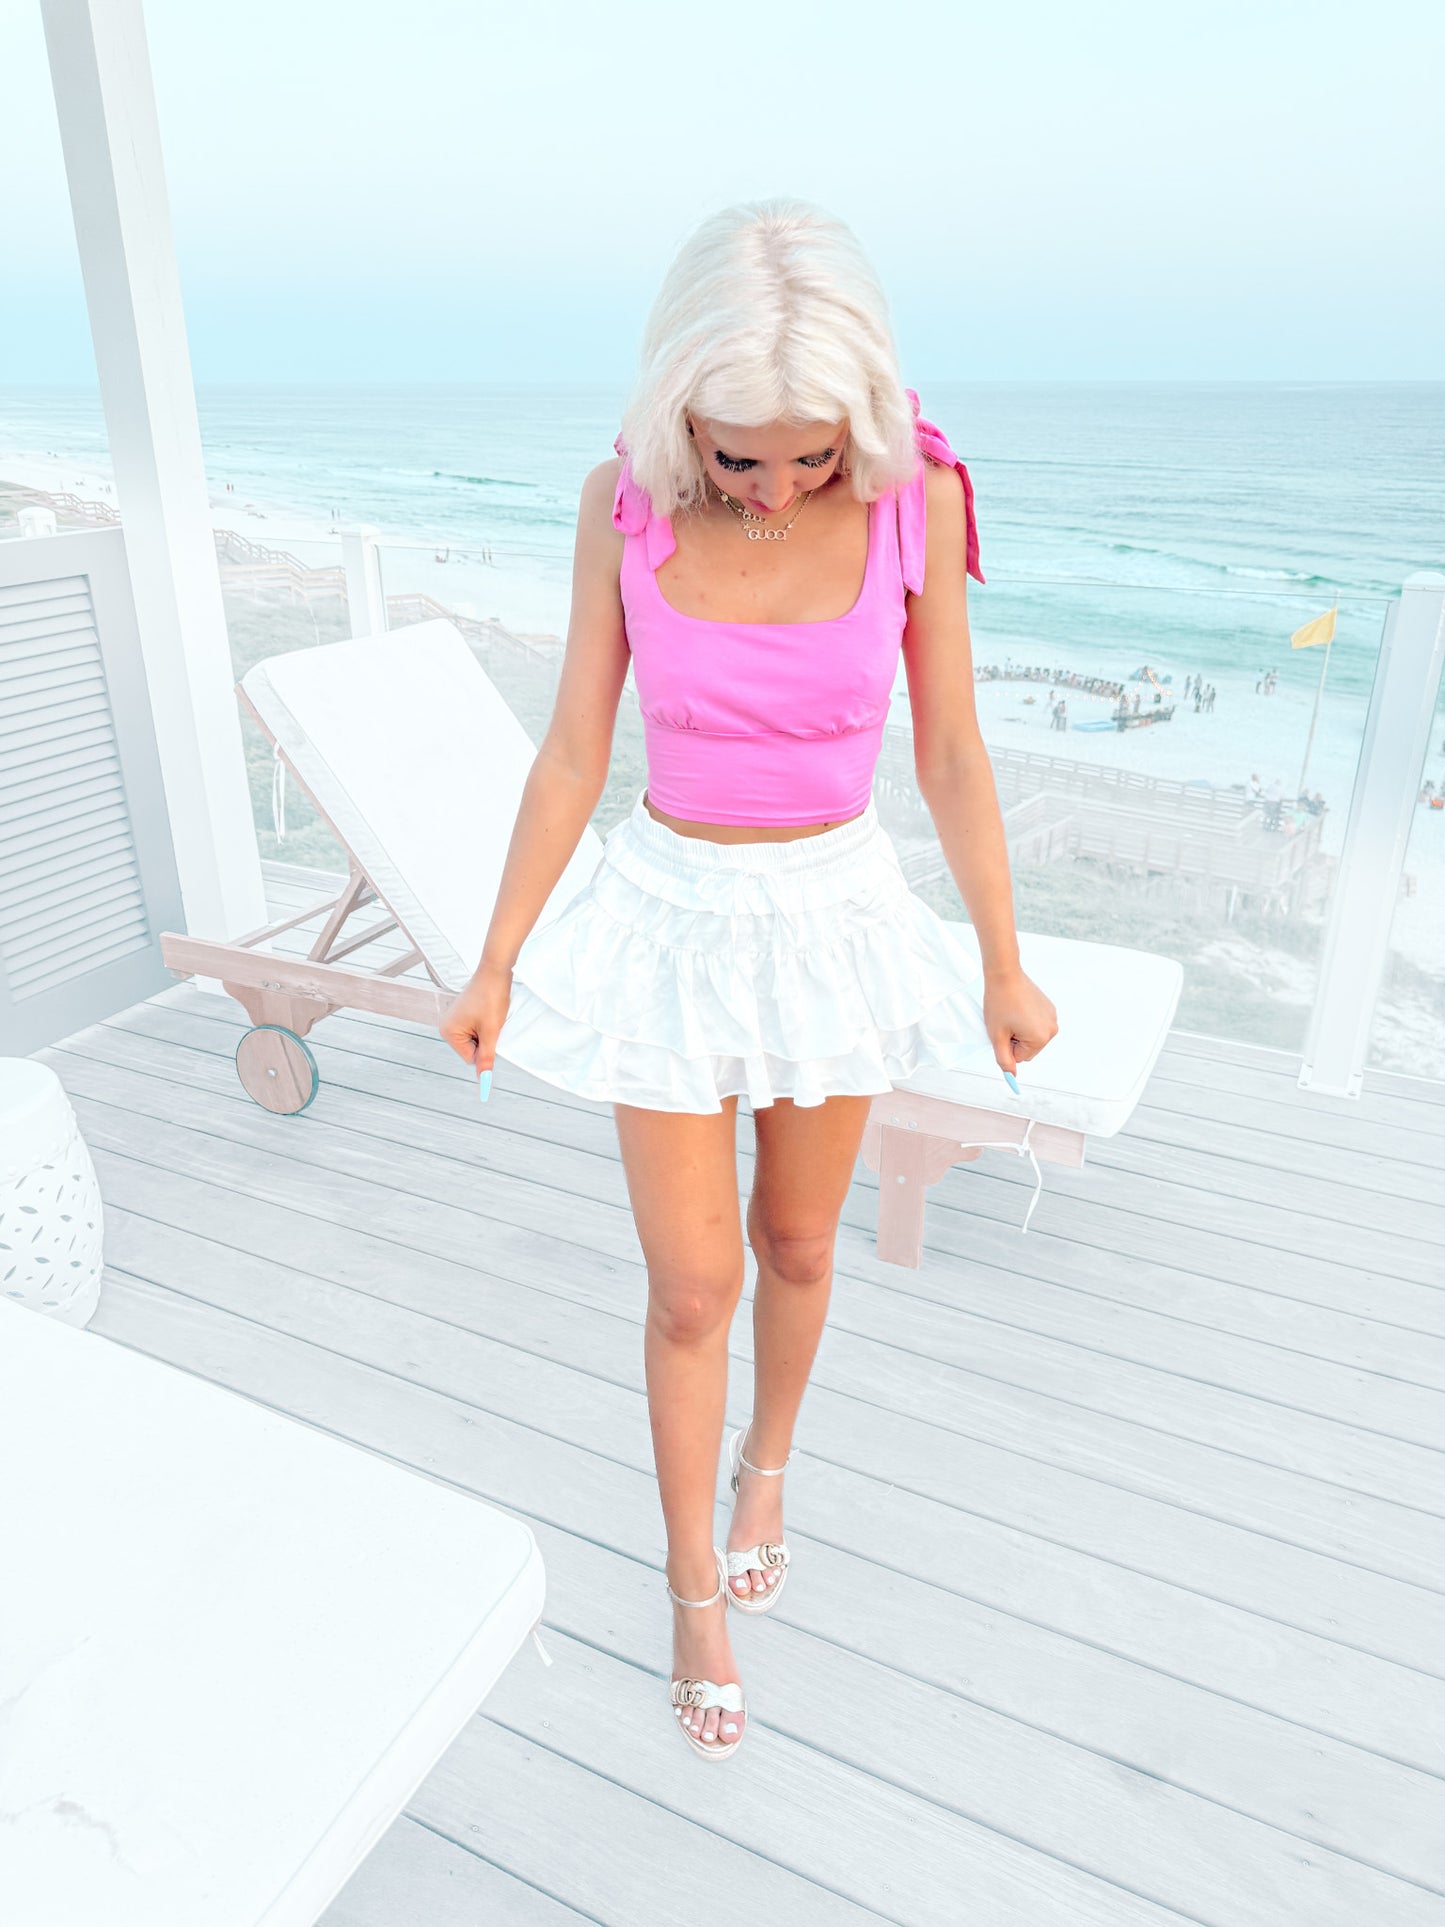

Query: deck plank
1149;1043;1445;1138
870;1164;1445;1337
90;1273;1444;1925
50;1057;1445;1594
99;1209;1445;1894
320;1814;594;1926
74;1012;1445;1432
1161;1027;1445;1102
100;996;1445;1391
44;884;1445;1927
1141;1077;1445;1163
1073;1130;1445;1253
893;1139;1445;1290
137;984;1445;1340
88;1153;1445;1708
1120;1094;1445;1202
48;1035;1445;1538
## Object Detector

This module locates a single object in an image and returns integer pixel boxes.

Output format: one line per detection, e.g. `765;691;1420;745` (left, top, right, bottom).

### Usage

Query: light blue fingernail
477;1068;492;1103
1003;1070;1020;1095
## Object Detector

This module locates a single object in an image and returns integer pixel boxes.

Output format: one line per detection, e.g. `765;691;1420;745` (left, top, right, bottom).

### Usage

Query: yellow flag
1291;605;1337;649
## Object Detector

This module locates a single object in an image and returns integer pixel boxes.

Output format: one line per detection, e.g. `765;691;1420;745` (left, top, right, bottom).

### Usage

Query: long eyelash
714;447;836;473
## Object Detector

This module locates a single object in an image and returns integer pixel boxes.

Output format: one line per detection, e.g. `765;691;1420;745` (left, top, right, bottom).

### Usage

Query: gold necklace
714;484;813;541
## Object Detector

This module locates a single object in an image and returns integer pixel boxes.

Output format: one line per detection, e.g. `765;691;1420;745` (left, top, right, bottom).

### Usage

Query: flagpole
1295;608;1336;799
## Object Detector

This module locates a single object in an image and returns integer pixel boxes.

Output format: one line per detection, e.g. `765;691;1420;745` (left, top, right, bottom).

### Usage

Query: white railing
341;525;387;636
1300;572;1445;1095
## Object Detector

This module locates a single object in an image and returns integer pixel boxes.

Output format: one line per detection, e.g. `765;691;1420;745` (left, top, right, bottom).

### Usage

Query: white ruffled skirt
494;785;998;1114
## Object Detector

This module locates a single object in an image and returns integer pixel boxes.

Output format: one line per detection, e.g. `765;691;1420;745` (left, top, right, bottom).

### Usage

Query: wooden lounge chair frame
160;686;458;1111
860;1088;1085;1268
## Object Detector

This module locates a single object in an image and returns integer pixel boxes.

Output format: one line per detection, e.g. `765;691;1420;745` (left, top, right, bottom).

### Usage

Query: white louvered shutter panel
0;529;183;1053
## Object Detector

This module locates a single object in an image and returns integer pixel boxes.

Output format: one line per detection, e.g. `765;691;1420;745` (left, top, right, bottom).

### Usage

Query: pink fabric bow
904;388;984;587
612;433;677;570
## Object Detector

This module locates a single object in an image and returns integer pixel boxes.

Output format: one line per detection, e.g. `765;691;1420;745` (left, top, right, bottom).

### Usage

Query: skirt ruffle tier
494;786;998;1114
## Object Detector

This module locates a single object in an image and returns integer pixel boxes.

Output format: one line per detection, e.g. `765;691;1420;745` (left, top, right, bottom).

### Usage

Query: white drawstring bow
953;1115;1045;1232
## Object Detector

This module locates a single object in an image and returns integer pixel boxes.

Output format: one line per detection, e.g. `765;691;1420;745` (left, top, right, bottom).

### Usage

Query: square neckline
644;492;880;631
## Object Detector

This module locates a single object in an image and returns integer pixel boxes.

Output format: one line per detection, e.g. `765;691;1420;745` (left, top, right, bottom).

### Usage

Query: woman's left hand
982;964;1059;1078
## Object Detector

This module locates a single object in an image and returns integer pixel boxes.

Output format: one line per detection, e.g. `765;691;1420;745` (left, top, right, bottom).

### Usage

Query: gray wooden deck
38;863;1445;1926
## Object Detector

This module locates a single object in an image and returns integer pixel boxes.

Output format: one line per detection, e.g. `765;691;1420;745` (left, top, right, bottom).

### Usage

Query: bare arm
900;460;1058;1070
440;456;630;1071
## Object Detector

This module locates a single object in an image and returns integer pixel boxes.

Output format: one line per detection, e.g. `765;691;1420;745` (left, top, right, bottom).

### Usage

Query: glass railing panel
376;535;571;640
375;541;650;835
880;574;1387;1055
215;529;352;872
1369;670;1445;1079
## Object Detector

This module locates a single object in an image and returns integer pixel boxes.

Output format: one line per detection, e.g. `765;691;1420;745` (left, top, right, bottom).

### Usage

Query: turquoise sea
3;381;1443;816
3;381;1441;608
3;380;1444;1020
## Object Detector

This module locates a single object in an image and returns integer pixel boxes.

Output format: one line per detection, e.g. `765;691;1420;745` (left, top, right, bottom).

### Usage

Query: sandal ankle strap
665;1547;727;1610
733;1423;791;1478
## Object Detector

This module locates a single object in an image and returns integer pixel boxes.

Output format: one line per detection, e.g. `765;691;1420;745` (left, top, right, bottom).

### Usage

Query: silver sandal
725;1424;792;1615
666;1547;747;1759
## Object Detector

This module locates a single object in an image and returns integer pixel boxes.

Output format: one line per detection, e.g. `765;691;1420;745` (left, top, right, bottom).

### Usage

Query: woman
441;198;1057;1761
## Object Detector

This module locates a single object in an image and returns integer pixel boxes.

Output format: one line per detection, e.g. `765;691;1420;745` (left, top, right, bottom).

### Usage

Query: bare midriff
642;789;865;845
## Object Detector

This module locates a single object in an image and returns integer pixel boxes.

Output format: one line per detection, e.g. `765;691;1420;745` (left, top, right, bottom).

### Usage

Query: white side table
0;1059;104;1326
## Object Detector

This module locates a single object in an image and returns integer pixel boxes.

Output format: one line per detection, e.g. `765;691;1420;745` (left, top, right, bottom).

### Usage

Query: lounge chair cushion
895;928;1183;1137
241;621;604;989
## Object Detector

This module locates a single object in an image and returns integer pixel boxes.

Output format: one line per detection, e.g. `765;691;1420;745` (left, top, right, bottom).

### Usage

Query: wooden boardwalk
37;865;1445;1926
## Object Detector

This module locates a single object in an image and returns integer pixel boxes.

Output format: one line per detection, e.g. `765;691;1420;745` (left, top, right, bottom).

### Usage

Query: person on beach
440;198;1057;1762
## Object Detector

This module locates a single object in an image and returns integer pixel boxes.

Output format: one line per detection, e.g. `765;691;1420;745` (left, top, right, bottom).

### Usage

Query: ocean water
3;379;1443;823
4;381;1441;595
3;380;1444;1016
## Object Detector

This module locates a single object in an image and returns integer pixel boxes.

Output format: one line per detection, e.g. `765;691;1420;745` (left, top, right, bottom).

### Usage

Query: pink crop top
611;390;984;827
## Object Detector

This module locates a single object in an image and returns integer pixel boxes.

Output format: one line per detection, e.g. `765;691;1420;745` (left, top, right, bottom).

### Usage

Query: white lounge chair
160;620;1183;1265
161;621;604;1111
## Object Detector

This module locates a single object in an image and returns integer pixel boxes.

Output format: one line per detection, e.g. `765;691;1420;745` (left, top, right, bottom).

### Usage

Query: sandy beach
0;445;574;640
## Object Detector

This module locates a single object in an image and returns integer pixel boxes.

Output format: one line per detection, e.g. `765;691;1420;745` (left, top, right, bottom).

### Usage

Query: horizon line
2;375;1443;392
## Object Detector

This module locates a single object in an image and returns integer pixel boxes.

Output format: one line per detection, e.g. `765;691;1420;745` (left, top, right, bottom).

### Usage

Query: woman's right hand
440;957;515;1084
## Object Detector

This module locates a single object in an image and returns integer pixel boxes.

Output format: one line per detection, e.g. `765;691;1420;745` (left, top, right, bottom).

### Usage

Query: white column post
40;0;266;939
341;526;387;637
1300;572;1445;1096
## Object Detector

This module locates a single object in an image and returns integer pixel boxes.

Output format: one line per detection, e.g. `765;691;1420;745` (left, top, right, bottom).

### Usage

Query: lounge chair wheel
236;1025;319;1114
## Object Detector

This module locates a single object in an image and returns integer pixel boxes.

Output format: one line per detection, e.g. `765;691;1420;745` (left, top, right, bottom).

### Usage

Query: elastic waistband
619;785;882;876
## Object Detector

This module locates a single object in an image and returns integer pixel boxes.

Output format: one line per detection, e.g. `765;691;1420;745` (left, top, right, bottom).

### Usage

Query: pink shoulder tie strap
897;388;985;594
612;434;677;571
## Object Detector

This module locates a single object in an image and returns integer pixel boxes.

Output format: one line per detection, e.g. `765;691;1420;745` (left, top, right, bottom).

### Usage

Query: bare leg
613;1094;746;1748
730;1093;873;1600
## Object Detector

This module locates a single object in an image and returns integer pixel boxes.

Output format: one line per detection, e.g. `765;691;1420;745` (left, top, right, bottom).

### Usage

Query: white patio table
0;1295;546;1926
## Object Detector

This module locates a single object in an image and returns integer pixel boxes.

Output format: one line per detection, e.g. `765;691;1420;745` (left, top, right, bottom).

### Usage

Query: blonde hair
619;198;918;517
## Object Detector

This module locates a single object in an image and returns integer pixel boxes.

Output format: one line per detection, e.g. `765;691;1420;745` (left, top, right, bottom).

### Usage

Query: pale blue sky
3;0;1442;382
